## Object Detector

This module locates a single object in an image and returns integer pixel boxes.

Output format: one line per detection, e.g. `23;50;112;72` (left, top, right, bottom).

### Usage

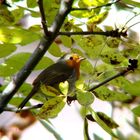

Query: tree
0;0;140;139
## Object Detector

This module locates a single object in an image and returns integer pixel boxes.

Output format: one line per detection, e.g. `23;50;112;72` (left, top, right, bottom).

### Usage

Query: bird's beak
79;57;86;62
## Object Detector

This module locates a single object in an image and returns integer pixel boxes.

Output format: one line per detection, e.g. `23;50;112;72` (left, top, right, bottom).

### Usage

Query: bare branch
88;59;138;92
3;104;43;112
58;29;127;37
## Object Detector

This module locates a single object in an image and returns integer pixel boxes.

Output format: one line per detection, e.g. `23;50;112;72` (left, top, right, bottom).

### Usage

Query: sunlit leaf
40;84;60;97
76;89;94;106
78;0;109;7
0;26;40;45
0;44;16;58
0;53;31;77
37;96;66;119
87;11;108;25
60;36;72;48
59;81;69;95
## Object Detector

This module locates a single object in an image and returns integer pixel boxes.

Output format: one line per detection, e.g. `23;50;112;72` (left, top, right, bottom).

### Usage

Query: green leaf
100;48;125;65
11;8;24;24
86;112;119;129
87;11;108;25
0;44;16;58
71;9;95;18
79;0;109;7
48;43;62;57
0;26;40;45
88;107;118;138
40;85;60;97
39;119;64;140
60;36;72;48
124;81;140;96
37;96;66;119
94;86;132;101
106;37;121;48
19;83;32;96
93;134;103;140
76;89;94;106
43;0;60;25
35;56;54;70
0;53;31;77
27;0;37;8
97;112;119;128
72;35;105;59
59;81;69;95
9;97;27;106
0;5;14;25
80;59;94;74
122;0;140;8
132;105;140;116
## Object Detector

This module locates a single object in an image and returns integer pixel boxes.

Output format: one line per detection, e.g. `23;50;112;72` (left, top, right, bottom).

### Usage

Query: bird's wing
33;62;73;86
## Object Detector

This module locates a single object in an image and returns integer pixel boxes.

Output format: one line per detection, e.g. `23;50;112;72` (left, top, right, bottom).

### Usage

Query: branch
59;31;111;36
88;59;138;92
0;0;74;113
71;0;120;11
3;104;43;112
67;59;138;103
58;29;127;37
37;0;49;36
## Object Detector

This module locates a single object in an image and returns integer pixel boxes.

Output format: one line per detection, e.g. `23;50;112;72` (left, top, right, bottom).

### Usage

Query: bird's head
59;53;85;79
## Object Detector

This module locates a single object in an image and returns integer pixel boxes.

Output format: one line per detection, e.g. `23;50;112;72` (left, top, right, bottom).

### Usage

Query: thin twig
37;0;49;36
3;104;43;112
88;59;138;92
88;69;128;92
71;0;120;11
59;31;111;36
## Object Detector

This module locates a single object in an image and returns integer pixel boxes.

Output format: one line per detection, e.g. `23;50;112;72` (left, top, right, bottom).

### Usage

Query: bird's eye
70;56;73;60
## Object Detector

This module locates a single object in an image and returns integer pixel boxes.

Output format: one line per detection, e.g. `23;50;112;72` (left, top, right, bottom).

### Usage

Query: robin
18;53;85;109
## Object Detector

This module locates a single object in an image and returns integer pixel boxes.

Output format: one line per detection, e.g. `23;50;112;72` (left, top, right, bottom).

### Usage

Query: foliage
0;0;140;140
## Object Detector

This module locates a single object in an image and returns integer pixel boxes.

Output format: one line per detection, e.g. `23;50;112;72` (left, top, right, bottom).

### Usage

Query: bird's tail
18;87;38;110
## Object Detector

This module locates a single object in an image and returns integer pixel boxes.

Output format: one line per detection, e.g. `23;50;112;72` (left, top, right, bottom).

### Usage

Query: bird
18;53;85;109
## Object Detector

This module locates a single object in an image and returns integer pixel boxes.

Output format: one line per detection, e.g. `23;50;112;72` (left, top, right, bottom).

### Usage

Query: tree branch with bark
0;0;74;113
